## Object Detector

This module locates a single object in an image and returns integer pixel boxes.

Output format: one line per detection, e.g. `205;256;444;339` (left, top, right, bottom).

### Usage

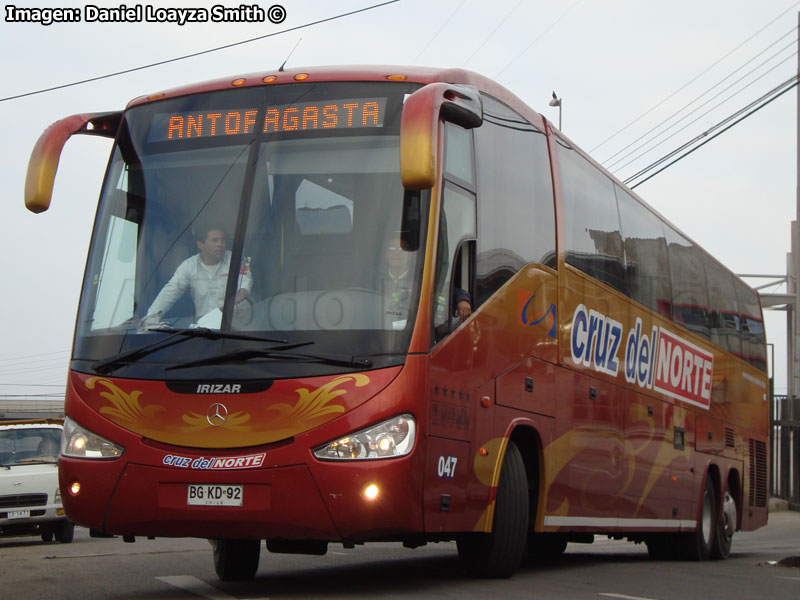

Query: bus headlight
313;414;415;460
62;417;124;459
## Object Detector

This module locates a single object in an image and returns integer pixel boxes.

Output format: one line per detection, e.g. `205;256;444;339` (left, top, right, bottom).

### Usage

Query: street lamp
548;91;562;130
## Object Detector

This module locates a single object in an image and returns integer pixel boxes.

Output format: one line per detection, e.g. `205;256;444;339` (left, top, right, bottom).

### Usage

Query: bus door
425;123;482;533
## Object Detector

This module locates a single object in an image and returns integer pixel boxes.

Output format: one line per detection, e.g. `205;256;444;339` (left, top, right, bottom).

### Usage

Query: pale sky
1;0;797;400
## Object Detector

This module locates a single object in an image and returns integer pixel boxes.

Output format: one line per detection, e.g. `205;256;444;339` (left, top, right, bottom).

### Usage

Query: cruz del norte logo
569;303;714;410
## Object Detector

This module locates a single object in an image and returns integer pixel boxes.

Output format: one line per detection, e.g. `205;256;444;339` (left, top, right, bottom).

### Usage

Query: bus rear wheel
677;476;717;560
457;441;528;578
711;482;736;559
212;539;261;581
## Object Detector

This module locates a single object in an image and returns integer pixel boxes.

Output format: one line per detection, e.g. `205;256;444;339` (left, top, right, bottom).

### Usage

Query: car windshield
0;428;61;466
73;81;427;379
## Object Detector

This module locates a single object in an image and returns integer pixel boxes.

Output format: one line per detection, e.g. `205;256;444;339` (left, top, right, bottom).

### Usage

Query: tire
676;476;717;560
711;482;736;559
212;539;261;581
457;441;529;578
55;521;74;544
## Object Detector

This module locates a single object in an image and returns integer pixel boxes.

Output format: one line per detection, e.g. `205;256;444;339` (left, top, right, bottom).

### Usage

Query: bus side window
557;139;627;295
433;183;476;343
474;95;556;308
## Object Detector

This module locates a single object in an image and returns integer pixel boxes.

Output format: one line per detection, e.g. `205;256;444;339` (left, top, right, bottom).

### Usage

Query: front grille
0;494;48;509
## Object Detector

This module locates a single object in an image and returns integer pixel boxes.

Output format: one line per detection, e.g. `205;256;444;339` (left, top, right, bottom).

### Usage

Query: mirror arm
25;111;121;213
400;83;483;190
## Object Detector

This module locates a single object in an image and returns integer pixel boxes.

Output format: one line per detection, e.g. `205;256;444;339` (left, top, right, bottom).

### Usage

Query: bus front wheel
211;539;261;581
457;440;529;578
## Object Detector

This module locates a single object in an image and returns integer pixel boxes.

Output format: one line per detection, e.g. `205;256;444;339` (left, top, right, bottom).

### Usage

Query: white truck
0;420;73;542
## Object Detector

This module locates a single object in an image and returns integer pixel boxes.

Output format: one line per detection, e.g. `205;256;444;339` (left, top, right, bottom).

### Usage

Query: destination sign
148;97;388;143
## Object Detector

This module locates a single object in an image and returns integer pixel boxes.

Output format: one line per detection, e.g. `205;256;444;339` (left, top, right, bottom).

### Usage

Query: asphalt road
1;510;798;599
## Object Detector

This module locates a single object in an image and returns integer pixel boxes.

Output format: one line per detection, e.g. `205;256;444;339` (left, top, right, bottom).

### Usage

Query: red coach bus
25;66;769;580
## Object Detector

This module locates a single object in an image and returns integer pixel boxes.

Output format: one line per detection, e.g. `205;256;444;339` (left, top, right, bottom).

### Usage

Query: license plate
187;484;243;506
7;509;30;519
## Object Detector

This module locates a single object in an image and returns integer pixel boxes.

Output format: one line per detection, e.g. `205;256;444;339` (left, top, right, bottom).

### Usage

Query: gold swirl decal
83;373;371;447
264;374;370;432
88;377;166;422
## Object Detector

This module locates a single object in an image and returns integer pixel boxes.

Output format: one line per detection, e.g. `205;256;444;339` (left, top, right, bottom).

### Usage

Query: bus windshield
73;81;426;378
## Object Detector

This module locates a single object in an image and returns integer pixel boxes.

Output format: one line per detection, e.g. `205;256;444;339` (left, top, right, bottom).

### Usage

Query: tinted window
665;227;710;339
735;279;767;371
474;96;556;306
616;186;672;316
433;182;476;340
558;139;625;293
444;122;474;185
703;252;741;356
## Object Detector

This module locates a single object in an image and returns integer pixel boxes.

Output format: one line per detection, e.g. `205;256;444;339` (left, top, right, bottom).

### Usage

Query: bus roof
125;64;538;120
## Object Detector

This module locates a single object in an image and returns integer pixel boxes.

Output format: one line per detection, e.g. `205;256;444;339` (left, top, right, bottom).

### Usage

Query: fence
772;394;800;509
0;399;64;420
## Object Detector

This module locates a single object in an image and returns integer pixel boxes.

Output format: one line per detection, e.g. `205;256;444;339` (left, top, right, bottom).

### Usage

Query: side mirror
400;83;482;190
25;111;121;213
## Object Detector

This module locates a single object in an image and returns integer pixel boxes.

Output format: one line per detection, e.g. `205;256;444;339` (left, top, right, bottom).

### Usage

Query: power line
412;0;469;65
605;29;798;170
494;0;584;78
0;1;402;103
625;74;798;189
611;45;797;175
590;0;800;154
462;0;523;67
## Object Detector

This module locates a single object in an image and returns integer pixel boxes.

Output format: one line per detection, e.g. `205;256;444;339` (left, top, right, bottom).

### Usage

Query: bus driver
143;225;252;328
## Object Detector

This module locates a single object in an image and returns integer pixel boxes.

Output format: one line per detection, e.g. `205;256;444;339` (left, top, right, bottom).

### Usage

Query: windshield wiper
165;346;372;371
93;327;290;375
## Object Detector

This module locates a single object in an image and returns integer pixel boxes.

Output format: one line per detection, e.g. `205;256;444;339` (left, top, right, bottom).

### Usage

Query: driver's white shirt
147;250;252;319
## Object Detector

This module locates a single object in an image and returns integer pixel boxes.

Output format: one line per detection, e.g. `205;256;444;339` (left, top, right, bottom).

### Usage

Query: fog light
70;481;81;495
363;484;379;501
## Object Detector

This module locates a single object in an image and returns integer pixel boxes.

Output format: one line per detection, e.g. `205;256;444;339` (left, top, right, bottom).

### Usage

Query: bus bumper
59;452;422;541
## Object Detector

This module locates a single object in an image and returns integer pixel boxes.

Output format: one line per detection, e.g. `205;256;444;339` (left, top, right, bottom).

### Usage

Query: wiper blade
93;327;290;375
165;346;371;371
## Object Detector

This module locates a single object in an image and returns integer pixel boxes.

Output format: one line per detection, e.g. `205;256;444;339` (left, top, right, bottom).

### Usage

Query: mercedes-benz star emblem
206;403;228;427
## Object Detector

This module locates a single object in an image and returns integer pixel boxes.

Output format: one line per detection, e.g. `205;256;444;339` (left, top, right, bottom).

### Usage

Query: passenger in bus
142;225;253;328
383;237;414;329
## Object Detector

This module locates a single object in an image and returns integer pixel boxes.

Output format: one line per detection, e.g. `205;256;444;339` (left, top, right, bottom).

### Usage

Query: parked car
0;420;73;543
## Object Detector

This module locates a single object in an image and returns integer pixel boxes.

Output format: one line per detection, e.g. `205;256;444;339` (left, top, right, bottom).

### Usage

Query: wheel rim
721;490;736;538
701;489;713;544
